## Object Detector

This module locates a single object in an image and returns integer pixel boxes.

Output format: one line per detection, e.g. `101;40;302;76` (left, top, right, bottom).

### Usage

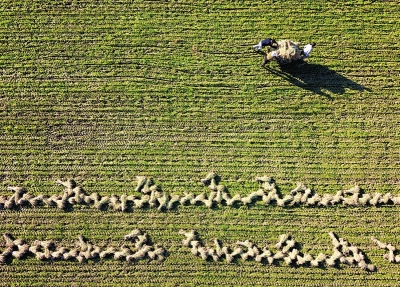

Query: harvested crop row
0;229;165;264
179;230;376;272
371;237;400;263
1;173;400;212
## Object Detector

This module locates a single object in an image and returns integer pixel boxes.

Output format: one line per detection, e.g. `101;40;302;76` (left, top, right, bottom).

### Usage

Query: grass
0;0;400;286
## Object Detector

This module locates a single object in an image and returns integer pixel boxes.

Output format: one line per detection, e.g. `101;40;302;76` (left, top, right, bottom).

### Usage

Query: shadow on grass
263;62;372;100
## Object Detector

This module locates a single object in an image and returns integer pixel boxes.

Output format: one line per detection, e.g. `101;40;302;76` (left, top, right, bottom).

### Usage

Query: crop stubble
0;0;399;286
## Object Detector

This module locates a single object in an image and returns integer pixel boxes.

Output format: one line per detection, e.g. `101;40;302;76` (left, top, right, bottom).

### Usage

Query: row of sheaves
1;173;400;211
1;229;398;271
0;229;165;264
180;230;400;272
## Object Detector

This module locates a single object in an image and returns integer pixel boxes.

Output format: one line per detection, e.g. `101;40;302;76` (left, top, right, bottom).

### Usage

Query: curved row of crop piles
0;0;399;286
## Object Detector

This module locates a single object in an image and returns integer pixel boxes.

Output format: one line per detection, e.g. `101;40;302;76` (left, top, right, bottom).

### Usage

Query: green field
1;0;400;286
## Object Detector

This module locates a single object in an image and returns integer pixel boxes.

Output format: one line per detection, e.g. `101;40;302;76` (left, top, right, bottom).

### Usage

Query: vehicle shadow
263;62;371;100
